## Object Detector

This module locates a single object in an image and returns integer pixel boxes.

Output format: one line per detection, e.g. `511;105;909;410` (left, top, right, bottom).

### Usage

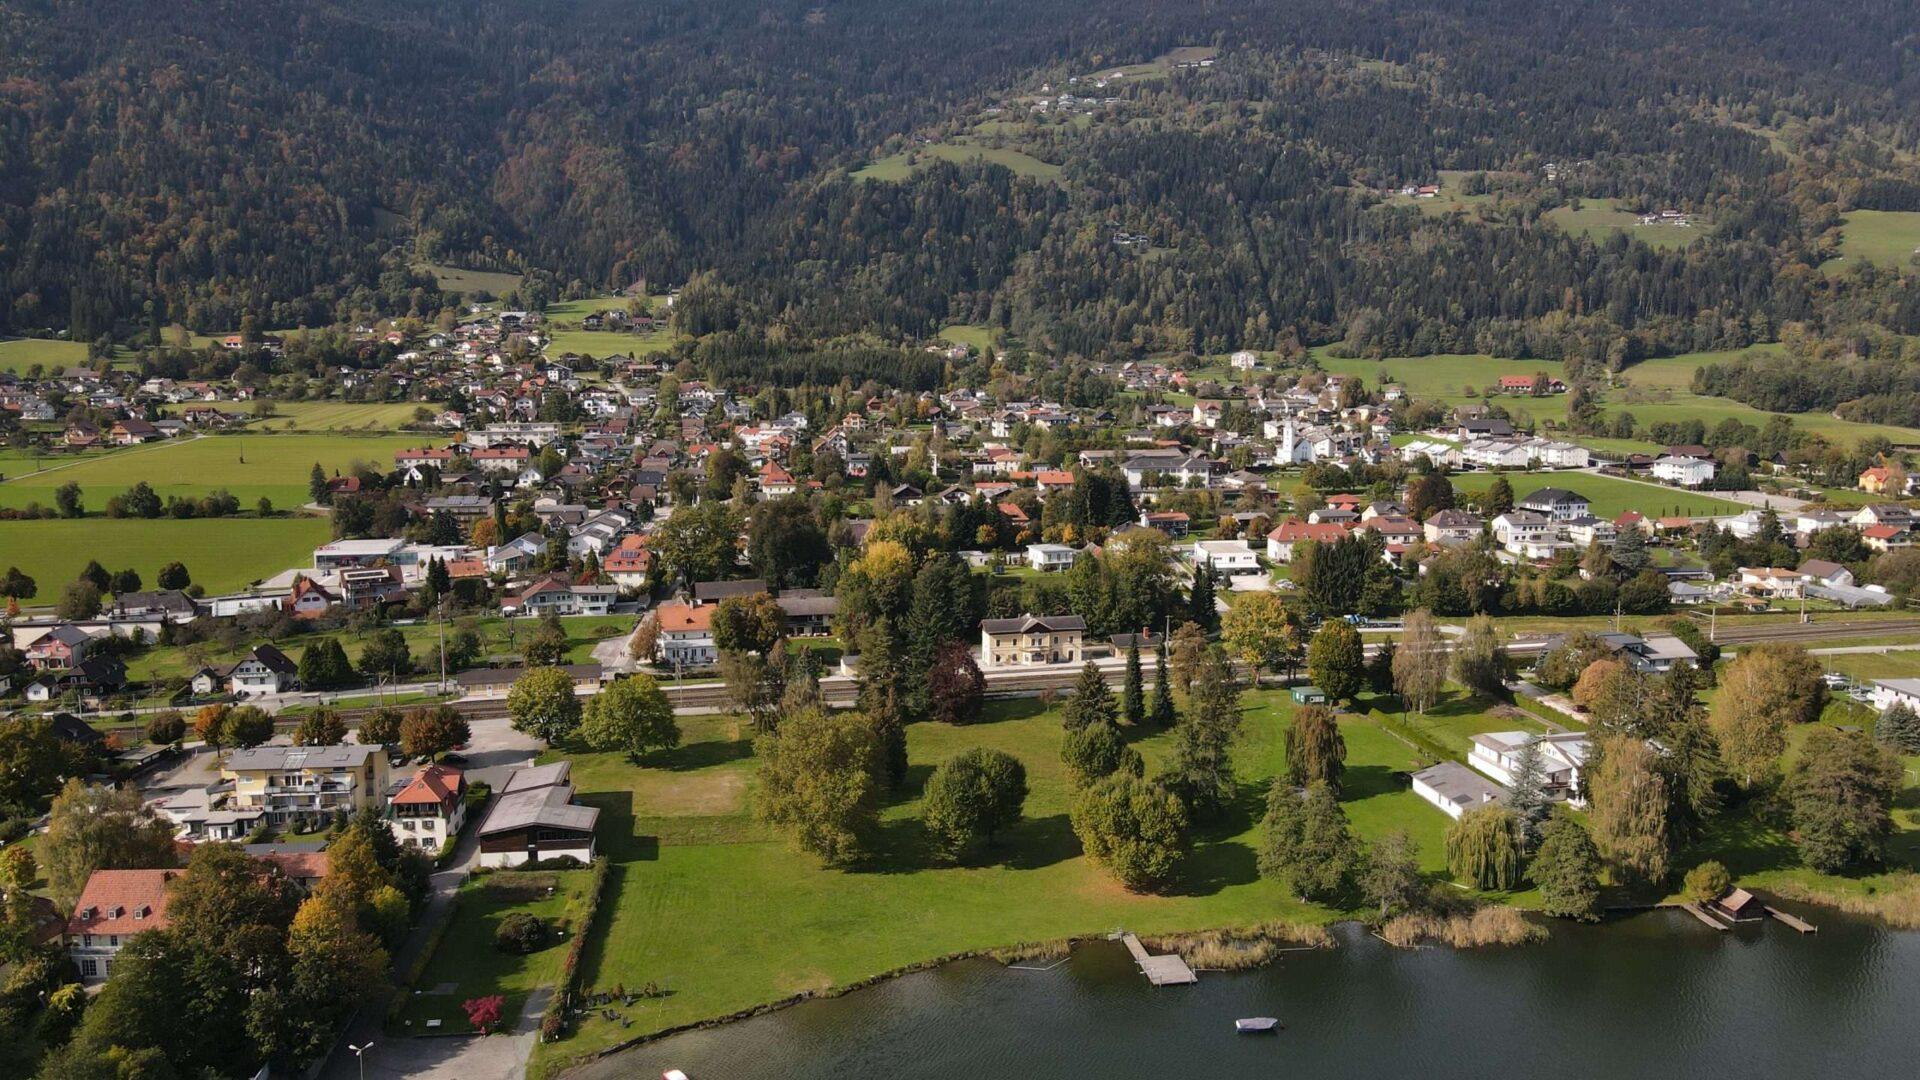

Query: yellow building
221;744;391;828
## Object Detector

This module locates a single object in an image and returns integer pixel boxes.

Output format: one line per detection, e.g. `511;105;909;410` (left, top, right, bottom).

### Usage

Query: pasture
939;324;1000;353
0;432;420;510
416;262;525;297
854;141;1063;183
1824;209;1920;272
0;516;332;597
0;338;90;374
545;327;679;359
1545;200;1702;250
1449;470;1745;519
187;401;425;432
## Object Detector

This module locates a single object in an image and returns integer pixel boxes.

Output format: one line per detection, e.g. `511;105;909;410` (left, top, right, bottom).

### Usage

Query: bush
1683;860;1732;904
494;912;549;954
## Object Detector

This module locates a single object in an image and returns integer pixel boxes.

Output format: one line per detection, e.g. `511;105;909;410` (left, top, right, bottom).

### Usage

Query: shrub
1682;860;1732;904
495;912;549;954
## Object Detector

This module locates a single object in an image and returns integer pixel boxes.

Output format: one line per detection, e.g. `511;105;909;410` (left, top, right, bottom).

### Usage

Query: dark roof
1519;487;1588;506
693;579;767;603
980;614;1088;634
453;663;603;687
237;643;297;674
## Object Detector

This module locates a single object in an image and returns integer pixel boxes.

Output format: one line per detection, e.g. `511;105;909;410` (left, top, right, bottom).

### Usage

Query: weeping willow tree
1285;703;1347;793
1588;733;1672;886
1445;803;1522;891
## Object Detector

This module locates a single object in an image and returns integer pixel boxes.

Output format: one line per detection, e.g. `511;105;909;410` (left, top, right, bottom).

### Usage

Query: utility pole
438;597;448;694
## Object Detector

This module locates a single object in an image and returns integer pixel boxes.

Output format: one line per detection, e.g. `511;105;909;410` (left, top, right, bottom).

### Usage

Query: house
222;744;392;828
454;664;603;698
245;844;332;892
1468;731;1590;807
476;762;599;869
387;764;467;854
1542;631;1699;674
1651;455;1716;488
655;602;718;667
776;593;839;637
1516;487;1590;522
1192;539;1259;574
1423;508;1485;546
1737;566;1805;599
1862;524;1913;553
693;579;767;604
1492;510;1553;549
980;614;1086;668
110;590;198;622
228;644;297;697
1139;510;1191;537
603;534;653;590
65;869;177;983
503;575;619;617
1858;466;1904;495
1798;559;1855;590
24;657;127;703
1870;678;1920;714
1410;761;1507;820
1026;543;1081;572
1265;520;1351;562
25;625;93;670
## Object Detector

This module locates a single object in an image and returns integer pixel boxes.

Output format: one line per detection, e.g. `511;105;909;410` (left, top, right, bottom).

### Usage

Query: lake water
578;910;1918;1080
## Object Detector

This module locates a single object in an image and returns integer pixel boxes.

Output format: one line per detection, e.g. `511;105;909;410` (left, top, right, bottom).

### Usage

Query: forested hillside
3;0;1919;367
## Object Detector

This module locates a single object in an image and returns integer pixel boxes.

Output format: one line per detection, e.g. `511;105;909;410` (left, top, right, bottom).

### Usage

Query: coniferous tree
1150;649;1178;728
1186;570;1217;632
1061;661;1119;730
1875;702;1920;754
1530;807;1603;921
1505;736;1550;850
309;463;330;505
1258;779;1358;902
1122;643;1145;726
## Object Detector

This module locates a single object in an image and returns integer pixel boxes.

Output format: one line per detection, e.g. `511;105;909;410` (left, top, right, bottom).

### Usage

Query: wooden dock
1121;933;1197;986
1765;906;1818;933
1679;902;1731;930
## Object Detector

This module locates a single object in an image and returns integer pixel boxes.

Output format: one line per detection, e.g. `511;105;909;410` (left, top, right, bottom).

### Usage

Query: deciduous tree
1306;619;1364;703
1587;733;1671;886
921;748;1028;861
1392;608;1449;712
506;666;582;746
755;708;884;865
1445;803;1521;891
1284;703;1346;792
578;675;679;762
1071;774;1190;892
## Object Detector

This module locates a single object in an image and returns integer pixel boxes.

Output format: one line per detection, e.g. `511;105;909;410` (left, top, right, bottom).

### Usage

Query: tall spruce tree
1062;662;1119;730
1187;570;1217;632
1150;649;1178;728
1505;736;1550;850
1122;643;1145;726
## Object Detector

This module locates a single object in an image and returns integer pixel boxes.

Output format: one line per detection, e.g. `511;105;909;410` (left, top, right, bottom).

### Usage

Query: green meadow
1545;200;1703;250
1450;470;1745;519
415;262;525;296
854;141;1064;183
0;432;419;510
1823;209;1920;273
0;338;92;374
0;516;332;596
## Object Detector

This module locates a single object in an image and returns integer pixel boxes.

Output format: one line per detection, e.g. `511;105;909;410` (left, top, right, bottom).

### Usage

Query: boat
1235;1017;1281;1033
664;1071;691;1080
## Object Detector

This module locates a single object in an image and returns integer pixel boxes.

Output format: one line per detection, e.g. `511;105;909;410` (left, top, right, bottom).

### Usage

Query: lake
571;910;1919;1079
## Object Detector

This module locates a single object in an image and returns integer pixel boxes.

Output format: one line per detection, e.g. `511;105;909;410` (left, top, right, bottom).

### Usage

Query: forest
2;0;1919;364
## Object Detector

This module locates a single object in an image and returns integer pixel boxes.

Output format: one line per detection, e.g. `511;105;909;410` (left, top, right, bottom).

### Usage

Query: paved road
315;723;541;1080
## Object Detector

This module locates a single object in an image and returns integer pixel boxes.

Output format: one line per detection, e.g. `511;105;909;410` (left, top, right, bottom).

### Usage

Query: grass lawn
394;869;595;1035
1545;200;1703;249
1449;470;1745;519
0;432;420;510
416;262;524;297
854;142;1063;183
0;338;90;374
535;688;1533;1069
125;613;632;684
544;328;678;359
0;516;332;597
1314;351;1571;427
220;401;426;432
1823;209;1920;273
543;296;654;321
938;324;999;353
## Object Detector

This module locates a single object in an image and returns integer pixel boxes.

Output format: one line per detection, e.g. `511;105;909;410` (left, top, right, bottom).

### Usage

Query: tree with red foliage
463;994;506;1033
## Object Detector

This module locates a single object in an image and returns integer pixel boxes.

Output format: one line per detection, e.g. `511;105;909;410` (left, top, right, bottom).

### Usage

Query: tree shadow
645;737;753;772
974;698;1052;725
1171;836;1260;896
1339;763;1405;802
1001;813;1077;871
896;762;936;800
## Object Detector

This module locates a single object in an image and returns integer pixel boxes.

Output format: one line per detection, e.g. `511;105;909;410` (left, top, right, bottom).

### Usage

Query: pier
1679;902;1731;931
1121;933;1197;986
1765;906;1818;933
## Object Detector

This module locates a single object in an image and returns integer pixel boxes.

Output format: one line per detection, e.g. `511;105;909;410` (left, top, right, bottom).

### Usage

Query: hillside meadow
0;515;332;596
0;432;419;510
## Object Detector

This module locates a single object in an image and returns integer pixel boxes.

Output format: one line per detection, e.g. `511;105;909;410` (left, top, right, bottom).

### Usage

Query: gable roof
979;614;1088;634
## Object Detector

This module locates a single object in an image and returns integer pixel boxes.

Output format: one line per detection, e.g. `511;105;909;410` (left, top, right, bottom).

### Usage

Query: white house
1026;543;1081;572
1652;455;1716;488
387;764;467;855
1492;510;1553;550
1192;539;1259;573
1871;678;1920;714
1410;761;1507;820
655;603;717;667
228;644;297;697
1468;731;1589;807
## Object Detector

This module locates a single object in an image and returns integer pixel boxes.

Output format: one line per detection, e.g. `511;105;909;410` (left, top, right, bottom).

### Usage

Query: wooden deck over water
1122;933;1197;986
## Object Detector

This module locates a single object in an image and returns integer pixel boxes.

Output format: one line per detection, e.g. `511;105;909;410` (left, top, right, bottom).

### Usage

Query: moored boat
1235;1017;1281;1033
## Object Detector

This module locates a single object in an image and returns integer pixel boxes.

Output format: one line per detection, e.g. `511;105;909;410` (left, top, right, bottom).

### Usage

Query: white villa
1468;730;1590;807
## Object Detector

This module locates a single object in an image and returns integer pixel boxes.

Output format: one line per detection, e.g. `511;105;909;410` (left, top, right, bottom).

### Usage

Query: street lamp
348;1041;373;1080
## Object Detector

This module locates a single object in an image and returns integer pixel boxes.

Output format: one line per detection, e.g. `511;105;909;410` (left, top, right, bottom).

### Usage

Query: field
854;142;1063;183
938;324;1000;353
1823;209;1920;273
538;689;1537;1066
0;432;420;510
543;296;651;321
1384;171;1526;218
0;516;332;596
124;613;633;683
1315;352;1571;426
416;262;525;297
0;338;90;374
1450;470;1745;519
1545;200;1703;250
395;869;596;1035
185;401;425;432
544;327;679;359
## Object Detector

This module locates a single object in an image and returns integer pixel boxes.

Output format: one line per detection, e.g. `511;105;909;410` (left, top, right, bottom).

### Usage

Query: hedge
541;855;610;1042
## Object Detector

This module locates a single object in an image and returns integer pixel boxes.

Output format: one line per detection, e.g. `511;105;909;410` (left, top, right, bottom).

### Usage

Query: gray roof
480;763;598;837
980;614;1088;634
226;744;379;771
776;595;839;618
693;579;767;602
1412;761;1508;807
